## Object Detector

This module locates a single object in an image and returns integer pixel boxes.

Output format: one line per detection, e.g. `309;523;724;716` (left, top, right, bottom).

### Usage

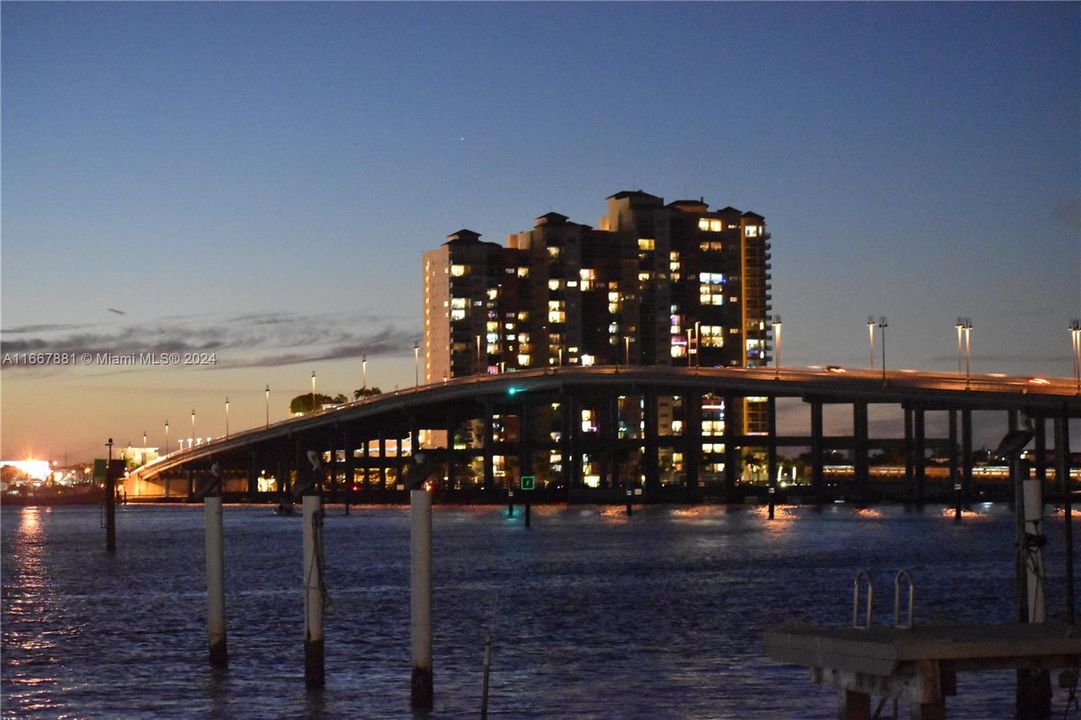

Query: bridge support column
949;410;961;519
684;392;701;501
904;407;914;491
914;407;926;506
518;401;533;481
1033;417;1047;488
767;396;778;518
378;432;387;492
187;469;195;502
643;391;659;496
410;487;434;709
343;430;355;514
962;409;974;502
483;402;495;492
1054;410;1074;624
853;401;869;499
445;414;456;491
605;393;622;488
247;452;258;501
302;493;325;688
724;394;739;502
811;399;825;504
205;493;228;668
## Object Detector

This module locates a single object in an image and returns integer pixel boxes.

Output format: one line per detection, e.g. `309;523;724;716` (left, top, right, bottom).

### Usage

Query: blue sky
2;2;1078;460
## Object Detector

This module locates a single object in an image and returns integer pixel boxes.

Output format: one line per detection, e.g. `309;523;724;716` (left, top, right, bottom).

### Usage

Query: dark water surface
2;503;1075;719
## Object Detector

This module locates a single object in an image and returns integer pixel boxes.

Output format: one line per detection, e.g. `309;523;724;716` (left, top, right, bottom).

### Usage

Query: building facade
423;190;774;433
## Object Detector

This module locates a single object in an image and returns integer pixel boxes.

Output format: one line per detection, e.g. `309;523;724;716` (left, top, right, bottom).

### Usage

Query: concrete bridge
124;365;1079;504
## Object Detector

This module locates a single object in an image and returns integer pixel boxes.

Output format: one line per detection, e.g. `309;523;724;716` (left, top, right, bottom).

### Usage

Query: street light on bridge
191;409;196;449
1070;319;1081;393
311;371;317;414
877;317;888;384
362;354;368;391
265;385;270;428
225;397;230;437
164;420;169;453
414;342;420;386
867;316;876;369
955;317;972;380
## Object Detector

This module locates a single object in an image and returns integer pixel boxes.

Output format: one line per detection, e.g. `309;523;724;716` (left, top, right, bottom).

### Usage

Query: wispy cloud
1;311;416;371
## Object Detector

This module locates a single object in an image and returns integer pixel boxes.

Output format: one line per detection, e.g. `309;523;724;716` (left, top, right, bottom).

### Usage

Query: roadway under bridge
124;366;1080;505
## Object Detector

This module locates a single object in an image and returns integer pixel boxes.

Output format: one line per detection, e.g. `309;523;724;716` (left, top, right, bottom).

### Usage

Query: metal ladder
852;570;916;629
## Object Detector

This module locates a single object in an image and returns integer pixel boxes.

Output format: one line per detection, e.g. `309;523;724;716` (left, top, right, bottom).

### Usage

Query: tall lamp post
414;342;420;387
362;354;368;391
265;385;270;428
165;420;169;453
225;397;230;437
961;318;973;386
955;318;965;374
1070;319;1081;393
867;316;876;369
771;315;782;378
311;371;317;414
191;409;196;449
877;317;888;384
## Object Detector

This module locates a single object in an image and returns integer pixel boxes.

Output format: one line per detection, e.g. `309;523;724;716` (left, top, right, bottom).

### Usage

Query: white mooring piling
205;494;228;668
303;493;325;687
1022;477;1047;623
411;488;434;709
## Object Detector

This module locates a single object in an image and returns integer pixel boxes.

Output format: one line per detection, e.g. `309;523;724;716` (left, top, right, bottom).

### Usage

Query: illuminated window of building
608;322;619;334
699;272;726;306
746;225;759;237
487;321;499;331
517;353;530;365
699;241;723;252
671;343;687;358
698;218;710;231
567;280;578;288
504;322;514;330
548;278;563;291
581;354;595;366
517;267;529;277
547;247;561;258
580;268;595;281
450;264;466;277
710;219;723;232
451;309;466;321
700;325;725;347
638;271;652;282
518;311;529;321
581;409;597;433
670;251;681;273
548;300;565;323
487;288;498;300
487;343;499;354
486;332;499;343
638;238;655;251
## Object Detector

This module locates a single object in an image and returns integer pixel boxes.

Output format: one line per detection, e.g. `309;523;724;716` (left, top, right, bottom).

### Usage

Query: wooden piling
204;494;228;667
410;488;433;709
303;493;325;687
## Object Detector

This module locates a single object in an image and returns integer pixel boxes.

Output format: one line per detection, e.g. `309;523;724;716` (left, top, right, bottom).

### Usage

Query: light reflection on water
1;503;1075;719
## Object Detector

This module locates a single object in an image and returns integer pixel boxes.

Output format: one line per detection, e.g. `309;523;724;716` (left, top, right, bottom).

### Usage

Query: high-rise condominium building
423;191;772;431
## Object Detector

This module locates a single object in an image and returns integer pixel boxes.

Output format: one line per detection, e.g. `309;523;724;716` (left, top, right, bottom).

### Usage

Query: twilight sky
2;2;1079;461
